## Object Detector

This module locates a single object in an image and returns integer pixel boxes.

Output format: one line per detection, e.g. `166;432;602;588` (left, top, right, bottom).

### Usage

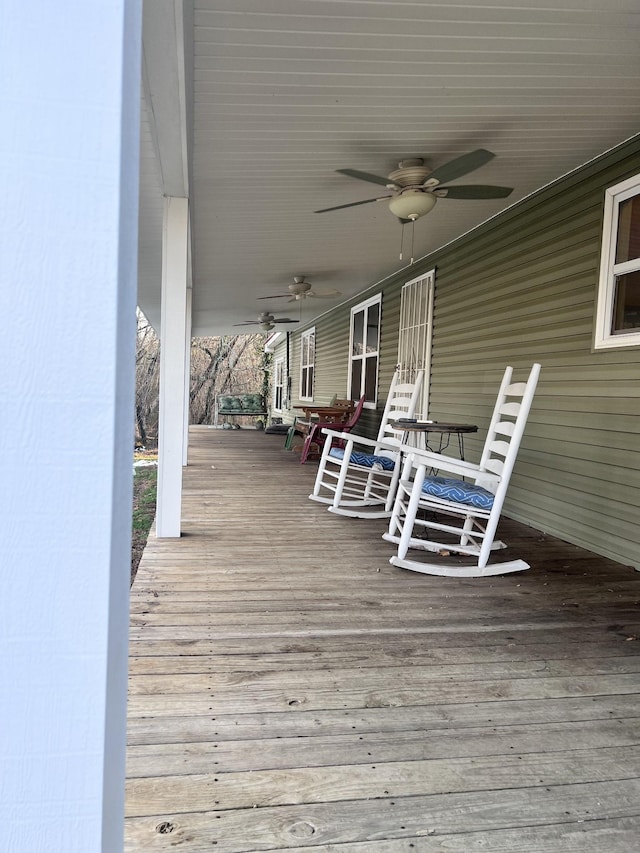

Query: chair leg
386;453;414;541
310;436;335;499
284;425;297;450
396;463;426;560
300;423;322;463
330;438;355;506
300;434;313;463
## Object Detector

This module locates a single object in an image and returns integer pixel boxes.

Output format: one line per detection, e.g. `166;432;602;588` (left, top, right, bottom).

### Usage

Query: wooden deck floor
126;426;640;852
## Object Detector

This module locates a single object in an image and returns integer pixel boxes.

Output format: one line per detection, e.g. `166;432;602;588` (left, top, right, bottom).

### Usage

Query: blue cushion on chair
420;476;494;509
329;447;396;471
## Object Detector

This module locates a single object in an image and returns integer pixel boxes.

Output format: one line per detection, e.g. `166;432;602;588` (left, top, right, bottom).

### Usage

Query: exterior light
388;191;437;220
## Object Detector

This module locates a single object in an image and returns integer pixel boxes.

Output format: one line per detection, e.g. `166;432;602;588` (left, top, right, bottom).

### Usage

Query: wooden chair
299;395;366;463
309;369;424;518
383;363;541;577
284;398;353;451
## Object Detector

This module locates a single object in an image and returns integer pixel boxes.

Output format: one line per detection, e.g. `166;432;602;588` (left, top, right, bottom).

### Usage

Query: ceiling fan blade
315;196;388;213
257;293;289;300
428;149;495;185
438;184;513;199
337;168;391;187
273;318;299;324
308;289;341;298
233;322;257;326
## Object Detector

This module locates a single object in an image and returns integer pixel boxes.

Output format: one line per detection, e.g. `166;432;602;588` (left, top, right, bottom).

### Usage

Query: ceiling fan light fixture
388;191;437;221
289;279;311;297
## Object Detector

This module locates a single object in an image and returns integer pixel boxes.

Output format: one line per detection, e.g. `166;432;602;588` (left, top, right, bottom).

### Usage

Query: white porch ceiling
137;0;640;336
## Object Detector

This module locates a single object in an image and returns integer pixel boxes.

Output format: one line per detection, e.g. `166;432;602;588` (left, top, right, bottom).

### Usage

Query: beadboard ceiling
137;0;640;336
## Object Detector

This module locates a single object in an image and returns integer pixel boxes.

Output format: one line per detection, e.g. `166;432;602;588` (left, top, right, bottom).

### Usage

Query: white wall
0;2;141;850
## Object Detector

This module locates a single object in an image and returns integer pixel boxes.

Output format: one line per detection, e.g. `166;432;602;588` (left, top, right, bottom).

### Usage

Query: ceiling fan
258;275;341;302
233;312;300;333
315;149;513;222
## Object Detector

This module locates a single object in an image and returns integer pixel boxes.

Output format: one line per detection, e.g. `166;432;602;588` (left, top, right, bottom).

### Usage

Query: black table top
394;421;478;434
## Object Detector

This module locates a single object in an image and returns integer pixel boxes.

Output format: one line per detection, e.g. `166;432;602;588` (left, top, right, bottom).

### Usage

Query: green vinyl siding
292;311;351;403
425;142;640;569
288;135;640;570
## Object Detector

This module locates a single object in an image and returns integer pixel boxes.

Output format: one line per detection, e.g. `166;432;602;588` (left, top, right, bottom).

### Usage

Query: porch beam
141;0;191;198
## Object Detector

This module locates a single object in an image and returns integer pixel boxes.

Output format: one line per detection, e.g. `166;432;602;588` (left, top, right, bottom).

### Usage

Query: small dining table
393;420;478;460
295;404;355;422
285;402;356;453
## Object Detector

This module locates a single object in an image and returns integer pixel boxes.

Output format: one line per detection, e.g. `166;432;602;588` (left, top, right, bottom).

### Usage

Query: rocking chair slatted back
309;368;425;518
384;363;541;577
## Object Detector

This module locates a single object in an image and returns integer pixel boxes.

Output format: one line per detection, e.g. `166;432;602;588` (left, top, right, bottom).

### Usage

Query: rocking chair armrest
307;422;325;440
403;446;500;484
319;426;355;442
320;428;398;452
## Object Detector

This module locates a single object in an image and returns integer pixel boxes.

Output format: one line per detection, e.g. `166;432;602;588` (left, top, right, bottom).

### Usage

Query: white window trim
273;355;285;413
348;293;381;409
594;173;640;350
299;327;315;402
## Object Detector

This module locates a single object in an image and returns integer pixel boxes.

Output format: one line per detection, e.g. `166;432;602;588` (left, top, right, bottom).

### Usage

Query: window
273;356;285;412
595;173;640;349
349;294;381;406
300;328;315;401
397;271;434;418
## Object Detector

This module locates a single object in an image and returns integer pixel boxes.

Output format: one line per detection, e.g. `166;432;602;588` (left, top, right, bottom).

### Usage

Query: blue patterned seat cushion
329;447;396;471
421;476;494;509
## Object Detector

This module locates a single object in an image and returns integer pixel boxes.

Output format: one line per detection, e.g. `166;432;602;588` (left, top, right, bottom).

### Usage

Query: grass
132;467;157;531
131;461;157;585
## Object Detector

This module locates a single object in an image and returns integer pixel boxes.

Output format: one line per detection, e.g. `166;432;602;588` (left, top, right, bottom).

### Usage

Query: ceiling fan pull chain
399;221;405;261
410;219;415;265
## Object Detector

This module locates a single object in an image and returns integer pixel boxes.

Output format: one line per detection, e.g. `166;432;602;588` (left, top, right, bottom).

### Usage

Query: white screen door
397;270;434;419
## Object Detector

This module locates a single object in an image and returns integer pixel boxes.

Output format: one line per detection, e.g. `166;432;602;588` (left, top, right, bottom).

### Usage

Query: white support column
157;196;189;537
183;285;193;465
0;3;141;852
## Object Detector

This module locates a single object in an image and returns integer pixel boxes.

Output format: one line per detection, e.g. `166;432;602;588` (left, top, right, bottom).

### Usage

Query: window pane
352;311;364;356
612;270;640;332
364;356;377;402
300;331;314;397
302;367;310;398
616;196;640;264
366;302;379;352
351;359;362;398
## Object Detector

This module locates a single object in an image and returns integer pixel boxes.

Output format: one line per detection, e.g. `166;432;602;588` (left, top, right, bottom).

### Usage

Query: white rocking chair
309;369;424;518
383;363;541;577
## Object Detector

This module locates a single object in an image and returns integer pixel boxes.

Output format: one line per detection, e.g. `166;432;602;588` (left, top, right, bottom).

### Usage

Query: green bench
214;393;268;427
